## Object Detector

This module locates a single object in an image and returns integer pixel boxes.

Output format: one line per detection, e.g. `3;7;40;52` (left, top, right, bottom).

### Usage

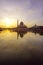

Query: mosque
17;20;27;28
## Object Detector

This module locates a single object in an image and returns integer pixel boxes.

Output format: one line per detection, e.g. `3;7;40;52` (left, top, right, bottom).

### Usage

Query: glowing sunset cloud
2;17;17;28
4;17;12;27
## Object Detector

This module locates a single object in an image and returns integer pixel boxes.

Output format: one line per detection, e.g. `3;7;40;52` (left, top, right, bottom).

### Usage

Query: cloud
0;0;43;26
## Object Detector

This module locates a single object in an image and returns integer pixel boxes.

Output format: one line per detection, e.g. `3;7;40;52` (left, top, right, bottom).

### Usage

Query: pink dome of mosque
18;21;27;28
20;22;24;26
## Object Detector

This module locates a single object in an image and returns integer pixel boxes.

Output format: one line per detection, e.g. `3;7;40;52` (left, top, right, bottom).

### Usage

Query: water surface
0;30;43;64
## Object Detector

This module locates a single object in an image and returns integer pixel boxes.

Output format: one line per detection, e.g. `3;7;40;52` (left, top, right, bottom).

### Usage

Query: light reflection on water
0;30;43;63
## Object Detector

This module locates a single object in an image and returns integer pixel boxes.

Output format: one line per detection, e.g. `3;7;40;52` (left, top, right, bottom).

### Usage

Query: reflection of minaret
17;32;19;40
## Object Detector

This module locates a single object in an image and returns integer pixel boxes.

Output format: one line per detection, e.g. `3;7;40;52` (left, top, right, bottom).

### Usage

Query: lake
0;30;43;64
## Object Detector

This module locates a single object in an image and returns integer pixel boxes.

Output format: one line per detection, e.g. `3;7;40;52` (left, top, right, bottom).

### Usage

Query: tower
17;20;18;27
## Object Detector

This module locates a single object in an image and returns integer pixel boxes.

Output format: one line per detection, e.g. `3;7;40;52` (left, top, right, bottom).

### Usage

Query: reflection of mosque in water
13;21;43;39
17;31;27;39
0;21;43;39
32;30;43;36
15;21;43;39
17;31;43;39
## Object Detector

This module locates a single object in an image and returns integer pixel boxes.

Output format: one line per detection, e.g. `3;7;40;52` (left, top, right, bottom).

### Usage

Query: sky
0;0;43;27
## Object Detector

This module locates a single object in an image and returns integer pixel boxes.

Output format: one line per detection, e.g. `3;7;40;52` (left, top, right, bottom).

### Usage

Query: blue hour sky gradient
0;0;43;27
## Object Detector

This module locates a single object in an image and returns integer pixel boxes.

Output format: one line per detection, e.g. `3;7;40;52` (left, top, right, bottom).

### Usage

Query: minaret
17;20;19;39
17;20;18;27
35;24;37;28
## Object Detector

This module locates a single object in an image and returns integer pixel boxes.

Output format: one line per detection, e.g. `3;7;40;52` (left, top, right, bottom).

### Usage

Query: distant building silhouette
37;26;43;30
0;27;3;31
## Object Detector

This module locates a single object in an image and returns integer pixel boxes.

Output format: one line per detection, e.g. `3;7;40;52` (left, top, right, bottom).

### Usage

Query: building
17;21;27;28
0;27;3;31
